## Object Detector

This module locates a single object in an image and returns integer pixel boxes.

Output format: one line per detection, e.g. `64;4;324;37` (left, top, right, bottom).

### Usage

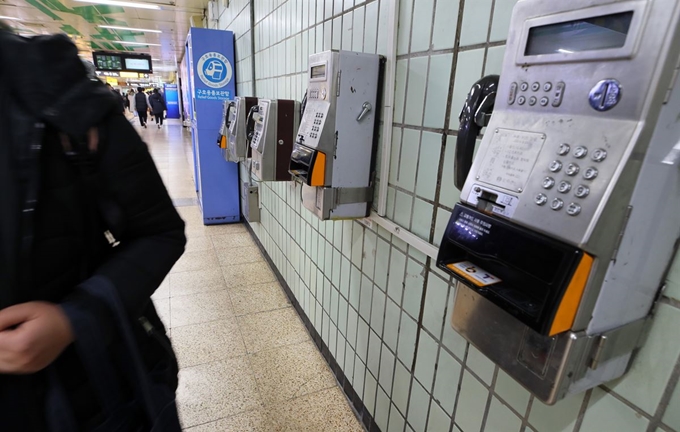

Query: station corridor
142;119;362;431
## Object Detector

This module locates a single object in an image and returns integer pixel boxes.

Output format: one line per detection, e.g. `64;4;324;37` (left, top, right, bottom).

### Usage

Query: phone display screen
311;64;326;79
525;11;634;56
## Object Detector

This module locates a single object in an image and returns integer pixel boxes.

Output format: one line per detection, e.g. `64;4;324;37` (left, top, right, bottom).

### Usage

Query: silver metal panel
241;182;260;223
226;97;254;162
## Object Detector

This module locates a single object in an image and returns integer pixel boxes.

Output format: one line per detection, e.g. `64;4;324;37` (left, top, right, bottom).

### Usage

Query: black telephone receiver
246;104;259;143
225;101;236;130
454;75;499;190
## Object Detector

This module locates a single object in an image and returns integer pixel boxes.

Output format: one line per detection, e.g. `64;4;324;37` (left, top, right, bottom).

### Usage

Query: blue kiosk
185;28;240;224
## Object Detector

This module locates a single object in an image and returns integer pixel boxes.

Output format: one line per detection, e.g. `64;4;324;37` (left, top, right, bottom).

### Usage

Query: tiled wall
213;1;680;431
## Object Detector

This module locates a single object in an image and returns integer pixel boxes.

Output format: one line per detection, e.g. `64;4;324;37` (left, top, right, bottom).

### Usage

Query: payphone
437;0;680;403
289;50;382;220
248;99;299;181
218;96;258;163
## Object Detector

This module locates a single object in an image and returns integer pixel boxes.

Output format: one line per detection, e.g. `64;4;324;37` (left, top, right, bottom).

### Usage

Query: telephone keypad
529;96;537;106
557;181;572;193
583;167;599;180
573;146;588;158
566;203;582;216
575;185;590;198
535;194;548;206
558;143;570;155
543;82;553;92
592;148;607;162
549;160;563;172
512;80;565;108
517;96;526;105
540;97;549;106
531;82;540;92
520;82;529;92
565;163;580;176
542;177;555;189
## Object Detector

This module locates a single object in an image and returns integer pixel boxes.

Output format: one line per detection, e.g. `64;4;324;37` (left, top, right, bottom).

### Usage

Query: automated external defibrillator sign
437;0;680;403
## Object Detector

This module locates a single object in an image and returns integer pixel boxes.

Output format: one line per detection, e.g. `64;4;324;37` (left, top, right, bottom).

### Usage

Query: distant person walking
134;87;148;128
149;88;167;129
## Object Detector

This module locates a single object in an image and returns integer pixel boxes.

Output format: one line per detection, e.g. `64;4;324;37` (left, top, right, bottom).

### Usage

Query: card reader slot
437;204;583;335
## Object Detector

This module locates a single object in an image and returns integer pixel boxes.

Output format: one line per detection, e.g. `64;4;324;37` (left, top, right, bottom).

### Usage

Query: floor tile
228;282;290;316
182;410;273;432
170;290;234;328
211;232;257;249
216;246;264;267
237;307;310;354
177;357;263;428
171;250;219;273
268;387;363;432
249;341;337;405
151;277;170;300
222;262;277;288
185;236;215;253
169;267;226;297
171;318;246;368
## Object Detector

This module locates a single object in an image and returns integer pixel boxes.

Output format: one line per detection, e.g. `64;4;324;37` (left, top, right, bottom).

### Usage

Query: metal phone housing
223;96;258;162
437;0;680;403
289;50;382;220
250;99;300;182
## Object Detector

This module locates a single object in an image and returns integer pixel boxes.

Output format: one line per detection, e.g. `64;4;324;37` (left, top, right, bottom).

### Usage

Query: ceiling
0;0;208;80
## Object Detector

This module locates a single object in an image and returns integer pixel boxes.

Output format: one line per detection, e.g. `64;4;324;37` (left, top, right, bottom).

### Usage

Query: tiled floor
137;118;363;432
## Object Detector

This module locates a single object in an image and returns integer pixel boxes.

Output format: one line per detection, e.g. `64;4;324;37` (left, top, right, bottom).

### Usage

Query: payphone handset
290;50;382;220
437;0;680;404
248;99;299;182
218;97;259;163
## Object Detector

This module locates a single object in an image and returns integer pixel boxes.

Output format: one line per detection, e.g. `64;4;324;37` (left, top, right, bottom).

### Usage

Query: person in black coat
149;88;167;128
0;26;185;431
134;87;149;128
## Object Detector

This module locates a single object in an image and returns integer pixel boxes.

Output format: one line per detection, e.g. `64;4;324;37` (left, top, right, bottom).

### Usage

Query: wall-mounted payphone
289;50;382;220
248;99;299;181
437;0;680;404
218;96;258;162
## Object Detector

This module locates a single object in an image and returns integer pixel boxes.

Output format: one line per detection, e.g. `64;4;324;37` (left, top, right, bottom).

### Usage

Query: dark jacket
135;91;148;112
149;92;166;115
0;31;186;431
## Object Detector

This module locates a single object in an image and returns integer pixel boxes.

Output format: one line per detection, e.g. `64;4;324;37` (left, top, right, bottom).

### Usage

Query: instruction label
447;261;502;287
478;129;546;192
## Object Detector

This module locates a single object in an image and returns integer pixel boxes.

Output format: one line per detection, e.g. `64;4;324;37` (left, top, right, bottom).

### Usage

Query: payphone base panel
241;182;261;223
301;184;371;220
451;283;648;404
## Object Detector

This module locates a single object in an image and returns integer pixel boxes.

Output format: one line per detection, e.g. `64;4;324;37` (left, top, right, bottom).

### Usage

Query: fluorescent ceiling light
74;0;161;10
558;48;574;54
99;25;161;33
0;16;22;21
115;40;161;46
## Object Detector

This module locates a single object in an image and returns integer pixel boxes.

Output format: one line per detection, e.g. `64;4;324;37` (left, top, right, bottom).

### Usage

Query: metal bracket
334;187;374;206
588;317;650;370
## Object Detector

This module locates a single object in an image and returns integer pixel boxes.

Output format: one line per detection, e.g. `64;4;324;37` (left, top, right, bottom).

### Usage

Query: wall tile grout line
646;349;680;431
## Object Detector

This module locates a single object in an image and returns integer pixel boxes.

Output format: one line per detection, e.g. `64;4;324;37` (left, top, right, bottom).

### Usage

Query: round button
543;177;555;189
550;198;564;211
543;82;553;92
557;181;572;193
565;163;580;176
529;96;537;106
549;160;563;172
531;82;540;92
592;148;607;162
575;185;590;198
573;146;588;158
321;87;327;99
520;82;529;91
517;96;526;105
566;203;582;216
558;143;570;156
535;193;548;206
584;167;599;180
540;96;549;106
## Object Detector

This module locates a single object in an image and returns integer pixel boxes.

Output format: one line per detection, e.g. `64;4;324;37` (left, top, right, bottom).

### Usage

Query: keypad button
550;198;564;210
531;82;540;92
557;181;572;193
573;146;588;158
535;193;548;206
528;96;537;106
542;177;555;189
558;143;570;156
592;148;607;162
566;203;582;216
517;96;526;105
549;160;563;172
540;96;549;106
552;81;566;107
508;82;518;105
575;185;590;198
583;167;599;180
544;82;553;92
520;82;529;91
565;163;580;176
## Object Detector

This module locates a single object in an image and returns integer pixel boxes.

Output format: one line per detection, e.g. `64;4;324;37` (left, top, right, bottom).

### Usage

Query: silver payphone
218;96;258;162
437;0;680;403
289;50;382;220
248;99;300;181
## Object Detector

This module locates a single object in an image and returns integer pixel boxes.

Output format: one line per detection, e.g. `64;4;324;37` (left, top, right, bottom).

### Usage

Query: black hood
0;30;117;136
